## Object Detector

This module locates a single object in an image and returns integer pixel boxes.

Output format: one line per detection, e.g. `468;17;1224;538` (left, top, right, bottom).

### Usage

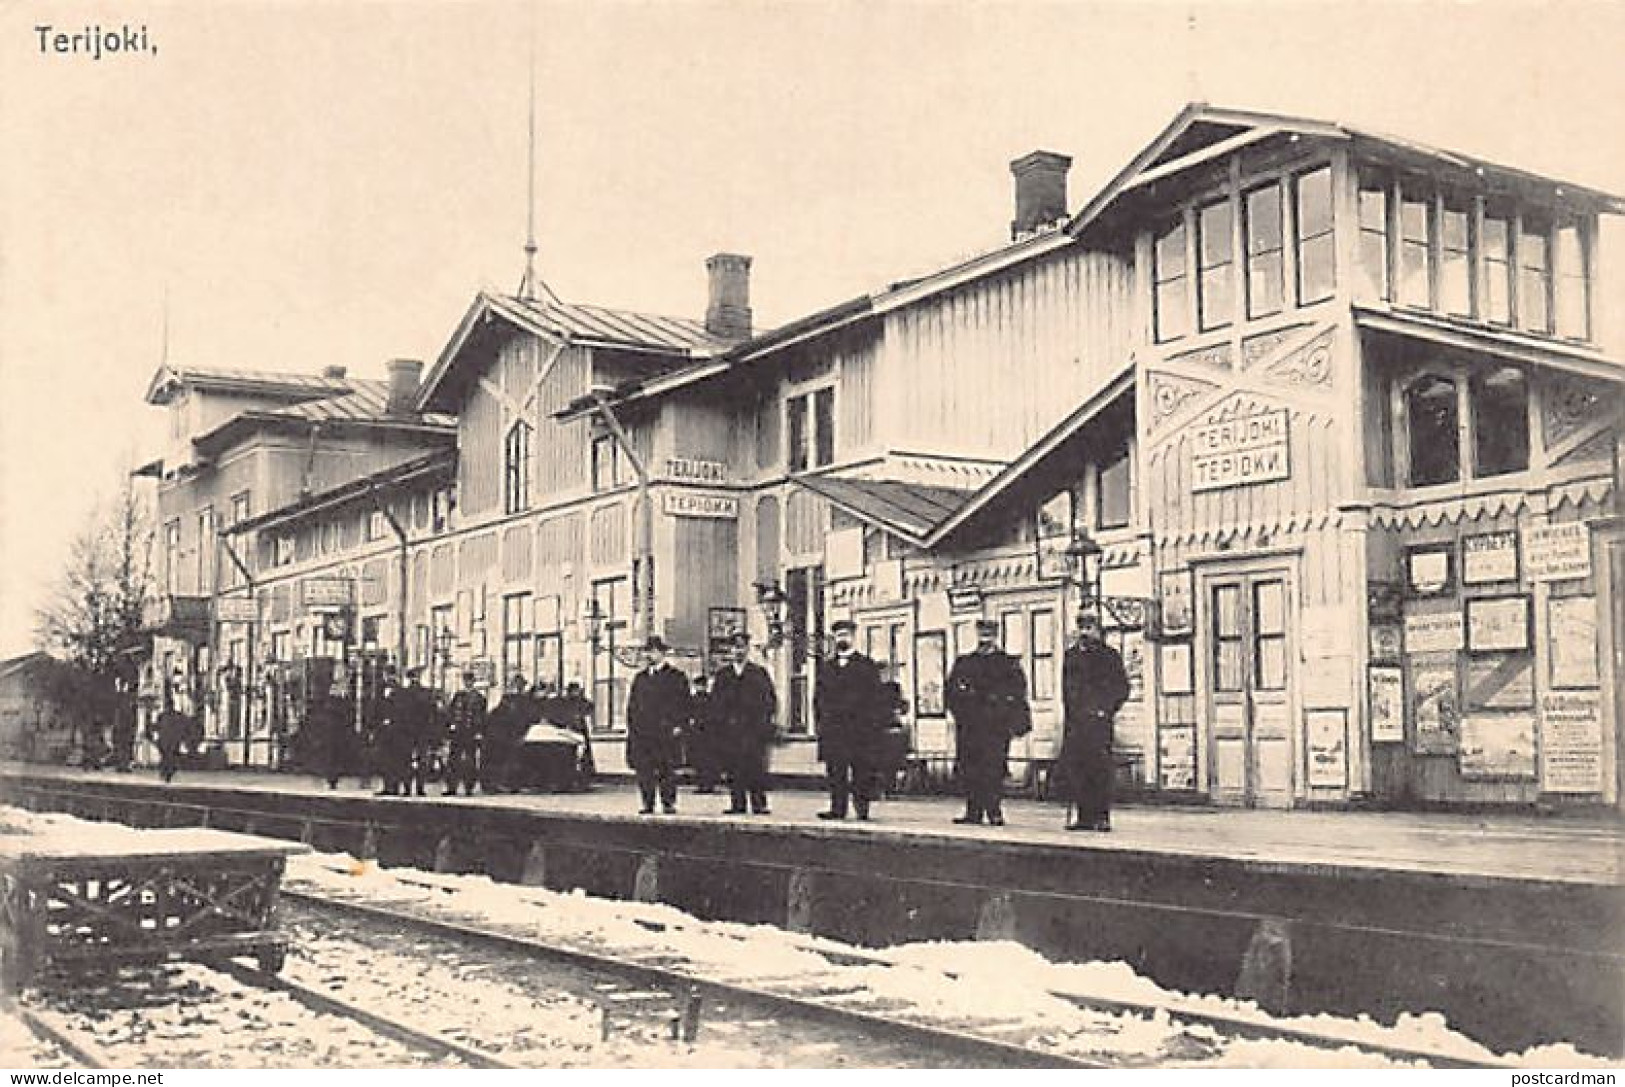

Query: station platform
3;762;1622;1057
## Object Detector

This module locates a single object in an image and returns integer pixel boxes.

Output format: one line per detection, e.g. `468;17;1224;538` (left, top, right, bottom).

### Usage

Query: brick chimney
385;358;423;416
1010;150;1072;239
705;253;753;341
322;364;348;379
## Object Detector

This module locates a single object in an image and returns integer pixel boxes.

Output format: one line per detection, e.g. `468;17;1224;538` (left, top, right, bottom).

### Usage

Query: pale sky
2;0;1623;658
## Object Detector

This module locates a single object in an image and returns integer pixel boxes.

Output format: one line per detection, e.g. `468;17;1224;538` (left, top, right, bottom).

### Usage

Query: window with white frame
164;519;181;592
195;507;215;592
1153;219;1190;343
1196;198;1235;330
591;434;625;492
1294;166;1336;304
1398;362;1531;488
787;388;835;472
1245;183;1285;319
502;592;532;689
1096;442;1132;530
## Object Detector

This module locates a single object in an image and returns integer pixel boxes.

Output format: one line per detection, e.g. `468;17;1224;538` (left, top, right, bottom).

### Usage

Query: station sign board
301;578;354;609
665;457;728;484
1190;408;1291;493
662;491;738;519
215;596;259;623
1523;522;1591;582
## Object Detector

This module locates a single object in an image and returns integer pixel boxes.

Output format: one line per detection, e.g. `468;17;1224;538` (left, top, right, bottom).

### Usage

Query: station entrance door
1201;561;1296;808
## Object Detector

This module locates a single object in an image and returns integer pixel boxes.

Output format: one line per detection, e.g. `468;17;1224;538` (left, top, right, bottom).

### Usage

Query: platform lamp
1064;529;1104;621
752;580;788;651
583;598;643;668
434;624;455;689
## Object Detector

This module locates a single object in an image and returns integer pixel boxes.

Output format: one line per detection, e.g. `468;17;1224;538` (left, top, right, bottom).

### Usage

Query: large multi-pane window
1030;610;1056;702
1398;363;1531;487
1555;220;1589;339
590;578;627;732
1519;215;1552;333
1245;184;1285;318
1197;199;1234;330
195;507;215;593
504;420;532;513
1252;581;1287;691
163;519;181;593
502;593;532;689
1482;211;1514;324
1294;167;1335;304
787;388;835;472
1152;220;1189;342
1439;201;1473;316
785;564;824;734
1397;188;1433;308
1357;177;1390;299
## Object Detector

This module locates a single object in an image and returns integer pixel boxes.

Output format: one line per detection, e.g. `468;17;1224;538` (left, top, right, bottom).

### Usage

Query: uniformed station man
1058;609;1130;832
945;618;1030;826
625;635;691;815
710;632;777;815
814;618;889;821
443;668;487;797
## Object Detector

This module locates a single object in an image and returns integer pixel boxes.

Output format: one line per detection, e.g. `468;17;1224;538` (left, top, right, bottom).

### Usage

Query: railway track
12;960;510;1069
284;870;1505;1068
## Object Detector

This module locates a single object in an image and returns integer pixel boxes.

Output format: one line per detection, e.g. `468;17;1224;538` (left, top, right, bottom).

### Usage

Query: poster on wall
1405;544;1455;597
1410;655;1459;755
1404;611;1464;655
1465;655;1534;710
1158;641;1194;695
1461;531;1520;585
1158;569;1194;638
1464;595;1531;654
1523;522;1592;582
1459;714;1536;779
1548;596;1600;689
1541;691;1605;793
1121;630;1146;701
1369;622;1402;662
1158;726;1197;791
1368;666;1404;743
913;631;947;718
1305;709;1348;788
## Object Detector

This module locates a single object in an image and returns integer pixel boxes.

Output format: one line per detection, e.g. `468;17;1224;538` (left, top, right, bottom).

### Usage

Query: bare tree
34;479;155;756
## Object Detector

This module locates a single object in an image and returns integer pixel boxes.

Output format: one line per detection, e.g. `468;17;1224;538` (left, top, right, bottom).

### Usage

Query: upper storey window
1554;219;1590;340
1197;199;1234;330
1397;187;1433;308
1245;184;1285;319
1357;176;1389;299
1439;200;1473;317
1519;213;1552;334
787;387;834;472
1482;209;1513;325
1153;220;1189;343
1294;167;1335;304
504;420;532;514
1403;372;1460;487
1397;362;1531;488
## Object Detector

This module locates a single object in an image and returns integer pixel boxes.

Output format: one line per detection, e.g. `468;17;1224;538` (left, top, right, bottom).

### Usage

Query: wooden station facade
139;105;1624;808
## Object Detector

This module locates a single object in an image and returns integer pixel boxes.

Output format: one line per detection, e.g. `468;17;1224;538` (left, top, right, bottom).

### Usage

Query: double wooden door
1203;564;1295;807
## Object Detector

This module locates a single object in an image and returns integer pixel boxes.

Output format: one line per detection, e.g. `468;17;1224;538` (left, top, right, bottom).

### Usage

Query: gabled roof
418;291;736;414
189;382;456;459
1066;102;1625;238
925;365;1135;548
226;448;456;535
793;475;976;547
144;364;358;406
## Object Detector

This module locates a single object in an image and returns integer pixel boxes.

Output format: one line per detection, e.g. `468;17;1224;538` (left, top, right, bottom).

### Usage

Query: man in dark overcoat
686;673;720;793
483;672;533;793
308;688;352;790
377;668;433;796
443;669;487;796
814;618;889;821
1058;610;1130;831
945;618;1029;826
551;680;596;781
625;636;691;814
150;699;192;784
709;633;777;815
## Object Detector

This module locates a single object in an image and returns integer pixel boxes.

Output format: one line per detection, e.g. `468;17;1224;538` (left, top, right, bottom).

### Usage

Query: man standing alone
945;619;1029;826
710;633;777;815
814;618;888;821
1058;610;1130;831
443;669;487;797
625;636;691;815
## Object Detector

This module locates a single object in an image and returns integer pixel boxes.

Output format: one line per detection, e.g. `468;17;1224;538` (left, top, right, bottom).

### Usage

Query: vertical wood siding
536;512;584;595
590;502;628;567
458;372;502;517
429;544;455;598
536;347;590;495
884;248;1133;459
784;490;828;559
671;516;739;648
458;532;497;589
501;524;532;583
754;496;780;582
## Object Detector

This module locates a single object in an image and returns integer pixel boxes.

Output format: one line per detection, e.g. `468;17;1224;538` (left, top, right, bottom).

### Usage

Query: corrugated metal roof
146;364;358;404
794;475;975;543
266;380;455;428
499;295;732;355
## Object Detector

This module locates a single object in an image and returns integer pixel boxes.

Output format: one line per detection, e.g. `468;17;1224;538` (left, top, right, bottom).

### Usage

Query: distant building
0;653;77;763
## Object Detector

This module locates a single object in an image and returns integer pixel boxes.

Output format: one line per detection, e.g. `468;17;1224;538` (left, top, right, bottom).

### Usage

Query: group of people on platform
129;607;1131;834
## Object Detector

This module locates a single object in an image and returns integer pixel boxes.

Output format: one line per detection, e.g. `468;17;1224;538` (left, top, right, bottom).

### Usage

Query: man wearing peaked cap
710;628;777;815
625;634;690;814
1058;609;1129;832
945;618;1030;827
814;618;889;821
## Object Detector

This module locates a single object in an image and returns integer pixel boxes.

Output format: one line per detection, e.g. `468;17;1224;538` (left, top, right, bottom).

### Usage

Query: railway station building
132;104;1624;810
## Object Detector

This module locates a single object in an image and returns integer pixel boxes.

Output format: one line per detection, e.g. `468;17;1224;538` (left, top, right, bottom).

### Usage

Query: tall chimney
385;358;423;416
1010;150;1073;239
705;253;753;341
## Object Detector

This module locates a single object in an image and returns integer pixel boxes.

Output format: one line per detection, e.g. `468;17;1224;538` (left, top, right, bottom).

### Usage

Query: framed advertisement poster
1464;594;1531;654
1369;622;1402;662
1157;725;1197;791
1461;531;1519;585
1305;709;1348;788
1410;655;1459;755
1158;641;1194;695
1405;544;1455;597
1459;714;1536;780
1547;596;1599;689
913;631;947;718
1368;666;1404;743
1158;569;1194;638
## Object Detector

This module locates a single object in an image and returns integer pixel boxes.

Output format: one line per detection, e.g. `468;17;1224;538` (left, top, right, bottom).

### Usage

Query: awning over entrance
790;475;974;546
